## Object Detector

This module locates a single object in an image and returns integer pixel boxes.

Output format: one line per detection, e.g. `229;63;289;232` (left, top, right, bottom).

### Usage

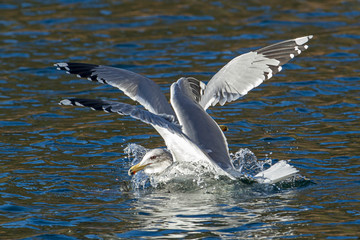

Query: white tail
254;160;299;184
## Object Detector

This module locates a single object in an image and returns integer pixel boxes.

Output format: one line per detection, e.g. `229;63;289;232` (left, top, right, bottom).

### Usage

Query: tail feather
254;160;298;184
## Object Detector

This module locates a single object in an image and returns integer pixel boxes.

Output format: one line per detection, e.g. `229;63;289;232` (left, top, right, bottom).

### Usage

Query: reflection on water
1;0;359;239
116;185;301;239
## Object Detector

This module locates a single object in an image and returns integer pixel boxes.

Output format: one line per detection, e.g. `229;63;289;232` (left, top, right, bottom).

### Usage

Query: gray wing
170;77;235;174
55;63;175;116
199;35;313;109
59;98;182;135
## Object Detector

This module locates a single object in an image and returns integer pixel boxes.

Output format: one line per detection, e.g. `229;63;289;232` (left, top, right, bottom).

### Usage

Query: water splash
230;148;272;177
124;144;150;189
124;144;310;190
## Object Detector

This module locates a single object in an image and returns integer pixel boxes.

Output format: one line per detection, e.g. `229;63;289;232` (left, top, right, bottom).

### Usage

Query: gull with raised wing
56;35;313;184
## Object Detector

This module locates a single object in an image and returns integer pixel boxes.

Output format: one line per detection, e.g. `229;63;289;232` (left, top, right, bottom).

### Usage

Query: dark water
1;0;359;239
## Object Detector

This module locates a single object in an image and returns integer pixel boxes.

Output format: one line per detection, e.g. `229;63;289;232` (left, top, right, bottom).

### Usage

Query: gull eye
150;155;157;160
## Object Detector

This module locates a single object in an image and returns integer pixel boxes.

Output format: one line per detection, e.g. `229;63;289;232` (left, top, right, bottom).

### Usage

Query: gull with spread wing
56;35;313;184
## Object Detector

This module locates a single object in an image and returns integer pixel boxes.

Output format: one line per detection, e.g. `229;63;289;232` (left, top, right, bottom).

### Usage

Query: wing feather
59;98;181;135
55;63;175;116
199;35;313;109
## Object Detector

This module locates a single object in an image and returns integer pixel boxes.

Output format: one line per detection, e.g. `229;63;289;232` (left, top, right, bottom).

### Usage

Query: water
1;0;359;239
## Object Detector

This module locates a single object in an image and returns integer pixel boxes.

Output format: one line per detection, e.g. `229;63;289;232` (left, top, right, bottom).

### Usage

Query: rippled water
1;0;359;239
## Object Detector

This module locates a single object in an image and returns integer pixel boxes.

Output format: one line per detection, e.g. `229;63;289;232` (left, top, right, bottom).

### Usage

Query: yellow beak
128;163;150;176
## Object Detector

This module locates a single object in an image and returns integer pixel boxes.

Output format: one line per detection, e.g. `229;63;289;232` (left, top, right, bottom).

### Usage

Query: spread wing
199;35;313;109
59;97;237;179
55;62;175;116
59;98;181;134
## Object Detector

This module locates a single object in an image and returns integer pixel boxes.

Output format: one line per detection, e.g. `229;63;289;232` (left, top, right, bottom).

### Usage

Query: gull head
128;148;173;176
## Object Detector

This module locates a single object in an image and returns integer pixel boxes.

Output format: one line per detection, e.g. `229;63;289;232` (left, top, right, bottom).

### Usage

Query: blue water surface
0;0;359;239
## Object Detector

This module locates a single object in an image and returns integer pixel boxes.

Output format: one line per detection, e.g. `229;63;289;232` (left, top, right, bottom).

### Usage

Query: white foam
126;144;300;189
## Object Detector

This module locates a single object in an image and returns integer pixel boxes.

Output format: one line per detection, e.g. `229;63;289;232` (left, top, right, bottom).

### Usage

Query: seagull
56;35;313;184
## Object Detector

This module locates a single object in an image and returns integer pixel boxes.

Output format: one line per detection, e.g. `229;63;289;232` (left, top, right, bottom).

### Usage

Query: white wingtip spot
59;99;71;105
278;66;282;72
57;63;68;67
76;74;81;78
56;67;61;70
309;35;313;39
295;36;310;45
297;49;302;54
74;102;84;107
87;77;92;81
66;71;70;74
290;54;295;59
304;45;309;49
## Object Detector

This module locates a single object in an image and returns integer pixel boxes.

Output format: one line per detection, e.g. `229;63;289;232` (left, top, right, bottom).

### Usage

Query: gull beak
128;163;150;176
